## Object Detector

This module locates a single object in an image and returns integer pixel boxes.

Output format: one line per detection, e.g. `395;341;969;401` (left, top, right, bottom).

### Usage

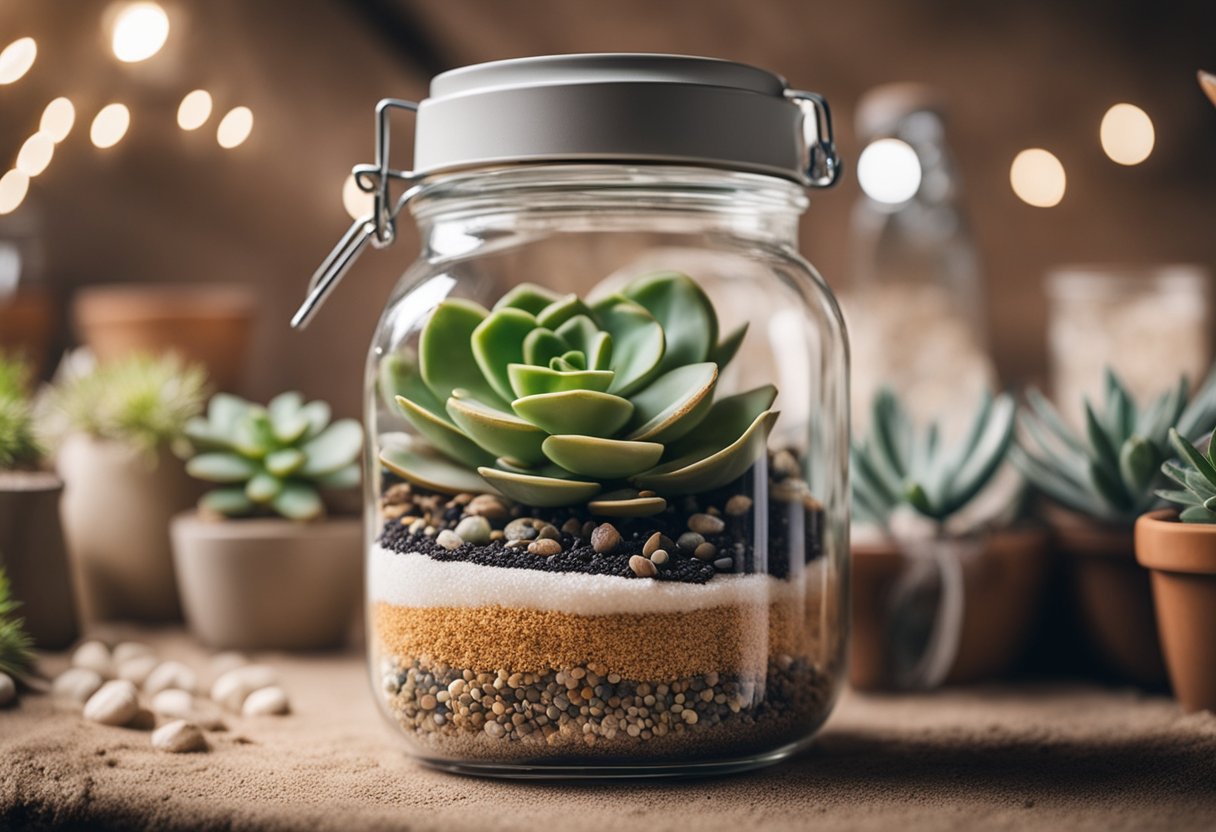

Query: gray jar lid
411;53;840;188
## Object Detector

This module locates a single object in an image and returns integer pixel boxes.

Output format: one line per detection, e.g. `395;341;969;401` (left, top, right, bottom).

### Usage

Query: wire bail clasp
291;98;420;329
786;90;842;189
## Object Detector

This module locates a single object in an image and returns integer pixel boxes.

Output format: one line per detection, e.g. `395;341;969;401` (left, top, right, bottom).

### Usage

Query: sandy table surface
2;627;1215;831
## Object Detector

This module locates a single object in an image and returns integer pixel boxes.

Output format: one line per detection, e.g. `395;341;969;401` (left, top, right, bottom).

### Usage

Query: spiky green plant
378;271;774;515
1156;428;1216;523
0;354;40;470
852;388;1016;529
42;354;208;457
0;567;34;678
184;392;363;521
1012;368;1216;525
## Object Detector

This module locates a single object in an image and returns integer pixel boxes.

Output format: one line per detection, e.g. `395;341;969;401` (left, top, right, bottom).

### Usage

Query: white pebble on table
0;672;15;707
145;661;198;696
151;689;194;719
151;720;208;753
52;668;103;706
111;642;154;665
209;651;249;681
72;641;112;679
242;686;290;716
116;654;159;687
211;665;278;712
83;680;140;726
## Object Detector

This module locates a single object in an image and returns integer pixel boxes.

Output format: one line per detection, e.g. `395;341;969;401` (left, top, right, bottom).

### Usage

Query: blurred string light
177;89;213;130
216;107;253;149
1010;149;1066;207
16;133;54;177
40;98;76;142
342;173;374;220
111;2;170;63
0;170;30;215
1100;103;1154;165
856;138;922;204
0;37;37;85
90;104;131;149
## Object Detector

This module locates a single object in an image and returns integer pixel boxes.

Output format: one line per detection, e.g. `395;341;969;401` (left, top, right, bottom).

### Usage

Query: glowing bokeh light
857;138;923;204
16;133;54;177
90;104;131;149
40;98;76;142
111;2;170;63
177;89;213;130
1010;148;1066;208
0;37;37;85
0;170;30;215
342;173;374;220
216;106;253;149
1100;103;1154;166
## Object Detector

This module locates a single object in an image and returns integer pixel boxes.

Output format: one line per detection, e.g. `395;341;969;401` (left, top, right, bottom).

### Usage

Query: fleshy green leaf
1180;505;1216;523
633;410;778;495
522;327;569;368
664;384;778;461
470;308;537;404
265;447;306;477
187;452;258;483
395;395;494;469
200;487;255;517
1118;436;1160;496
621;271;718;376
447;393;548;466
272;483;324;521
541;435;664;479
590;295;665;397
536;294;592;330
477;466;601;507
379;349;446;420
300;419;363;477
708;322;749;371
316;463;360;491
588;489;668;517
268;392;309;444
512;390;634;438
1168;428;1216;486
299;400;332;440
246;472;284;504
556;315;613;371
419;299;507;408
379;434;491;495
626;362;717;443
493;283;561;315
507;365;614;398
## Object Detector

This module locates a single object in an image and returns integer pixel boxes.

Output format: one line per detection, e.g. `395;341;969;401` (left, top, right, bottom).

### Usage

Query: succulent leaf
541;435;664;479
536;294;592;330
395;395;495;469
420;300;507;408
507;365;614;398
625;362;717;443
1179;505;1216;523
265;448;307;478
556;316;613;371
477;466;601;506
272;483;323;521
522;327;570;367
588;489;668;517
316;462;360;490
512;390;634;438
380;434;490;495
633;409;777;494
246;471;284;504
590;295;665;396
300;419;364;477
200;487;255;517
494;282;561;315
708;322;749;371
621;271;718;376
471;307;538;403
187;452;259;483
446;393;548;466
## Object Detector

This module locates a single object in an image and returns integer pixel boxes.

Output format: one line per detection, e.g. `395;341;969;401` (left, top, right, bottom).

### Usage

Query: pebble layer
376;652;832;763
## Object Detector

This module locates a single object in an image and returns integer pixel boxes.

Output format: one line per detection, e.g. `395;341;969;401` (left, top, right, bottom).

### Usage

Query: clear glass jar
361;162;848;776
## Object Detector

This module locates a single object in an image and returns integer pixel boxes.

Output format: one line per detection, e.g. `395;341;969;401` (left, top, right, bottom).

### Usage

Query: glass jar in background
1047;264;1212;424
297;55;849;777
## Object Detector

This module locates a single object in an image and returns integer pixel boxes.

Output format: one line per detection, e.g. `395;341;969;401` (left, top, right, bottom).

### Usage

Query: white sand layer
368;545;818;615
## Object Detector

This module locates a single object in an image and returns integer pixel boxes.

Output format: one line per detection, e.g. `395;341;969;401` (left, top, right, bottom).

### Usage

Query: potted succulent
0;354;78;648
1133;429;1216;712
850;388;1046;690
43;353;207;622
171;392;363;650
1013;368;1216;685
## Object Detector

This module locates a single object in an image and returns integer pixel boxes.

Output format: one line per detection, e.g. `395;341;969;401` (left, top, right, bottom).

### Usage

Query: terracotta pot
0;288;55;379
73;284;256;392
1135;509;1216;713
58;435;197;622
0;471;79;648
1048;508;1165;686
850;528;1048;690
171;512;362;650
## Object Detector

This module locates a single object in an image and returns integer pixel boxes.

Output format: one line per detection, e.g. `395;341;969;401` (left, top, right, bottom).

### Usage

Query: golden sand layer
373;597;824;680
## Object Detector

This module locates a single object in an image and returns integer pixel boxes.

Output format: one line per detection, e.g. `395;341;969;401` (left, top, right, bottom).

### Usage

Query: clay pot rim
74;284;256;322
0;470;63;491
1135;509;1216;575
172;510;361;542
1044;504;1135;560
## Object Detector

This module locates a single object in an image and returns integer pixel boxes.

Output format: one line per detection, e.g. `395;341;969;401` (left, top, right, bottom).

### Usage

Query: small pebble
528;538;562;557
151;689;195;719
466;494;509;520
688;513;725;535
560;518;583;536
650;549;669;566
536;523;560;541
211;665;278;712
112;642;154;665
637;490;657;498
453;516;491;545
772;449;800;478
725;494;753;516
693;542;718;561
580;521;596;540
151;720;208;753
242;686;290;716
590;523;621;553
116;654;159;687
72;640;112;678
436;529;464;550
210;651;249;680
129;707;157;731
52;667;104;706
504;518;538;541
676;532;704;553
0;672;15;707
83;680;140;726
713;557;734;571
145;661;198;696
642;532;674;557
629;555;658;578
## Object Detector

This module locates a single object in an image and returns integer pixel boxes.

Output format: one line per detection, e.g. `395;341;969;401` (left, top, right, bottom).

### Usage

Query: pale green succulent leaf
200;487;255;517
1103;369;1135;444
187;452;258;483
1184;469;1216;500
1156;488;1202;507
1168;428;1216;486
395;395;494;469
507;365;614;398
633;409;778;495
560;350;587;371
1024;388;1088;455
871;389;912;481
299;400;332;440
588;490;668;517
664;384;777;461
1177;364;1216;440
556;315;613;371
268;392;310;444
512;390;634;438
591;295;665;396
625;362;717;444
246;471;284;504
379;350;446;420
1084;400;1122;484
208;393;255;435
272;483;324;521
621;271;718;376
536;294;592;330
708;322;749;372
477;466;600;507
1088;458;1132;513
936;393;1015;516
1180;505;1216;524
541;435;664;479
379;434;492;495
420;299;507;409
1161;459;1192;490
522;327;570;368
316;462;360;491
299;418;363;477
446;393;548;466
493;283;561;315
470;307;537;404
1010;446;1119;522
1118;436;1160;495
265;447;307;477
184;416;227;450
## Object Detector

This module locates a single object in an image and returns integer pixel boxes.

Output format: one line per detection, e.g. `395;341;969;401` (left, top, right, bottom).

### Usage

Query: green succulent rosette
379;271;779;515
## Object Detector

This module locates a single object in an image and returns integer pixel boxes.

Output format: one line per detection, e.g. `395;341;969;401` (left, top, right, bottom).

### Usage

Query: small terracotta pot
0;288;55;379
850;528;1048;690
0;471;79;648
58;435;197;622
73;284;256;393
171;512;362;650
1048;508;1165;686
1135;509;1216;713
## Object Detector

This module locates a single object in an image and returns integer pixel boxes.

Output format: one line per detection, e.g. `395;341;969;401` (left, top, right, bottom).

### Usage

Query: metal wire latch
786;90;842;189
292;99;420;329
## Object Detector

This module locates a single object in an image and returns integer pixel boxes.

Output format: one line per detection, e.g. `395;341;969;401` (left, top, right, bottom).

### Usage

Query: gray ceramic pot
171;512;362;650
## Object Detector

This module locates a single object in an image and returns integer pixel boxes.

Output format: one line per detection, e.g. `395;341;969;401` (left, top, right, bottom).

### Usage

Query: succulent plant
1012;368;1216;525
1156;428;1216;523
0;354;40;470
0;567;33;678
184;392;363;520
42;353;208;457
379;271;776;514
852;388;1016;528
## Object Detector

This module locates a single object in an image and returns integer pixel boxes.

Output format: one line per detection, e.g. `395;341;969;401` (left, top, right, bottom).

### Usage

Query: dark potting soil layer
377;475;824;584
376;652;832;763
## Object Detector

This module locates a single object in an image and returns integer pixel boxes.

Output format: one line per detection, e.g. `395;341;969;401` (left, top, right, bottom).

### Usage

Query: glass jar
299;55;849;777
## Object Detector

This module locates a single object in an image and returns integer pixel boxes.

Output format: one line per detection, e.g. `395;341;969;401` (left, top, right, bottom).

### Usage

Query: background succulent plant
379;271;776;514
1155;428;1216;523
852;388;1016;529
1012;368;1216;525
185;392;363;520
0;354;40;470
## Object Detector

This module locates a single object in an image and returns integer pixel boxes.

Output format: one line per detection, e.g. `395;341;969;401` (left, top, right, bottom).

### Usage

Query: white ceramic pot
171;512;362;650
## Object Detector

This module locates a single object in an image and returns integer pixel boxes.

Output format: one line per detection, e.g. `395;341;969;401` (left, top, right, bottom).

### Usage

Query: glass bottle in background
845;83;995;437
